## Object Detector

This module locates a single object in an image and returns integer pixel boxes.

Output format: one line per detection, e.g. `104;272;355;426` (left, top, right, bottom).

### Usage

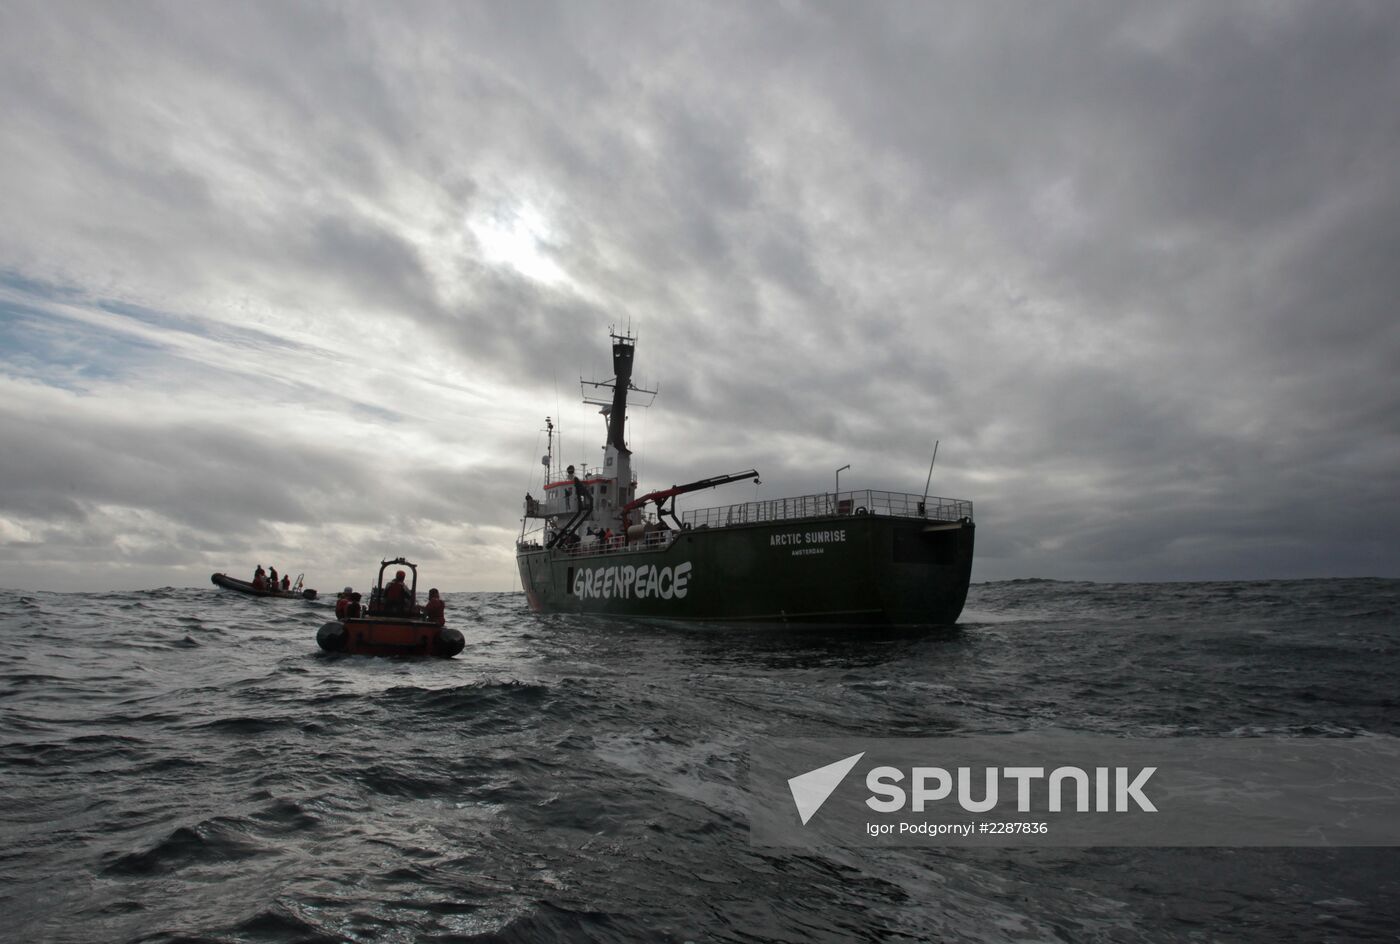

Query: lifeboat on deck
316;557;464;658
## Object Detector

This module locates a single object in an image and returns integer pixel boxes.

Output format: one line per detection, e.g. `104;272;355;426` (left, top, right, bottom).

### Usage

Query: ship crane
621;469;760;531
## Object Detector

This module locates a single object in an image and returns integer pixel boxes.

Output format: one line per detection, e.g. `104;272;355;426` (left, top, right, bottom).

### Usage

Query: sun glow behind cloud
467;201;570;287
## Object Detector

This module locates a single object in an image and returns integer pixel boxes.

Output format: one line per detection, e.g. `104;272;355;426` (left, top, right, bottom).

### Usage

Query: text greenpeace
574;561;692;601
865;766;1157;813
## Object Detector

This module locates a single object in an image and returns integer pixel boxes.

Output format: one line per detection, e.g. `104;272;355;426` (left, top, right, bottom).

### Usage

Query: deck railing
519;491;972;557
520;527;679;556
679;490;972;530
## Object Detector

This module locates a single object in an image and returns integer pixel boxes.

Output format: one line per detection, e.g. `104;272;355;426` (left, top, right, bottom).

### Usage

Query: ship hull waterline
518;514;974;627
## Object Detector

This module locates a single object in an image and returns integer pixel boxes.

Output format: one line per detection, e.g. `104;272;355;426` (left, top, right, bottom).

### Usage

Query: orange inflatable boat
316;558;464;658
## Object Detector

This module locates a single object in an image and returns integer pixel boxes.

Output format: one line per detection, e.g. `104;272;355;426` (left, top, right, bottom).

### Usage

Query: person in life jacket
268;566;279;589
335;587;354;620
345;592;362;618
252;565;267;591
280;573;291;592
384;570;412;615
424;588;445;626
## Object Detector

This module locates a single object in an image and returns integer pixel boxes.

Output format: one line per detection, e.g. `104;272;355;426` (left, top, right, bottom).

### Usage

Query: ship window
601;484;608;495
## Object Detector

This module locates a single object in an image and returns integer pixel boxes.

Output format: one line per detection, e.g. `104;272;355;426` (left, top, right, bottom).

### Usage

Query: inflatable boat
316;557;464;658
212;572;318;599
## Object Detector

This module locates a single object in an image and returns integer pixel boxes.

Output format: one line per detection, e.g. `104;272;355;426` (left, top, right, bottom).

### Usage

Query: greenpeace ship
516;332;975;626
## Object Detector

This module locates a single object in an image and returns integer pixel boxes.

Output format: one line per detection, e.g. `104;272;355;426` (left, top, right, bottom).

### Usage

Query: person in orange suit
384;570;412;615
424;588;445;626
336;587;354;620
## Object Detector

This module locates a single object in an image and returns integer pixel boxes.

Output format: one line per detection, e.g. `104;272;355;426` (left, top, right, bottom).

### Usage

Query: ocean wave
1;582;1398;942
101;820;271;876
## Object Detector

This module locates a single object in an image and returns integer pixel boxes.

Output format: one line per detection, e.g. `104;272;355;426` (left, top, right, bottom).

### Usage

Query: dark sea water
2;578;1398;943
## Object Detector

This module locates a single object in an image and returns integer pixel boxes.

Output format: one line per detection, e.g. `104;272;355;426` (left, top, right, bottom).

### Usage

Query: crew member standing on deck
385;570;412;615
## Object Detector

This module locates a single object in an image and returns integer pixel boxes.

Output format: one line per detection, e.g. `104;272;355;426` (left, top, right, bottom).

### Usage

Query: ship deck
679;489;972;529
517;490;972;557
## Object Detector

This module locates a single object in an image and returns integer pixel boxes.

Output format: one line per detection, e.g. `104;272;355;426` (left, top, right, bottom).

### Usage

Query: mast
581;329;657;529
543;416;555;486
607;334;635;452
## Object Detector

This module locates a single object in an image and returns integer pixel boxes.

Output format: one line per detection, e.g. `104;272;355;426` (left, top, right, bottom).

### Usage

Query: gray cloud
1;1;1397;589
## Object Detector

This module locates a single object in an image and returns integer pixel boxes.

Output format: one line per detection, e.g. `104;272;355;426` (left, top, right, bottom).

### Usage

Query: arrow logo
787;752;865;825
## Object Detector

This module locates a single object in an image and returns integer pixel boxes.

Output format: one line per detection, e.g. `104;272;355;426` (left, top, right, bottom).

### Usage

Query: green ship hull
517;509;974;626
517;331;975;627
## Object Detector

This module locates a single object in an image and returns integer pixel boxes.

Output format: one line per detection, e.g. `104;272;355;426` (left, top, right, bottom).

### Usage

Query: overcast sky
2;1;1398;592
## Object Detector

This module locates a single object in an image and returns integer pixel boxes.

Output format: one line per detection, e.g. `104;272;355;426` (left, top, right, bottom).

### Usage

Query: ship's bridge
528;474;634;521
